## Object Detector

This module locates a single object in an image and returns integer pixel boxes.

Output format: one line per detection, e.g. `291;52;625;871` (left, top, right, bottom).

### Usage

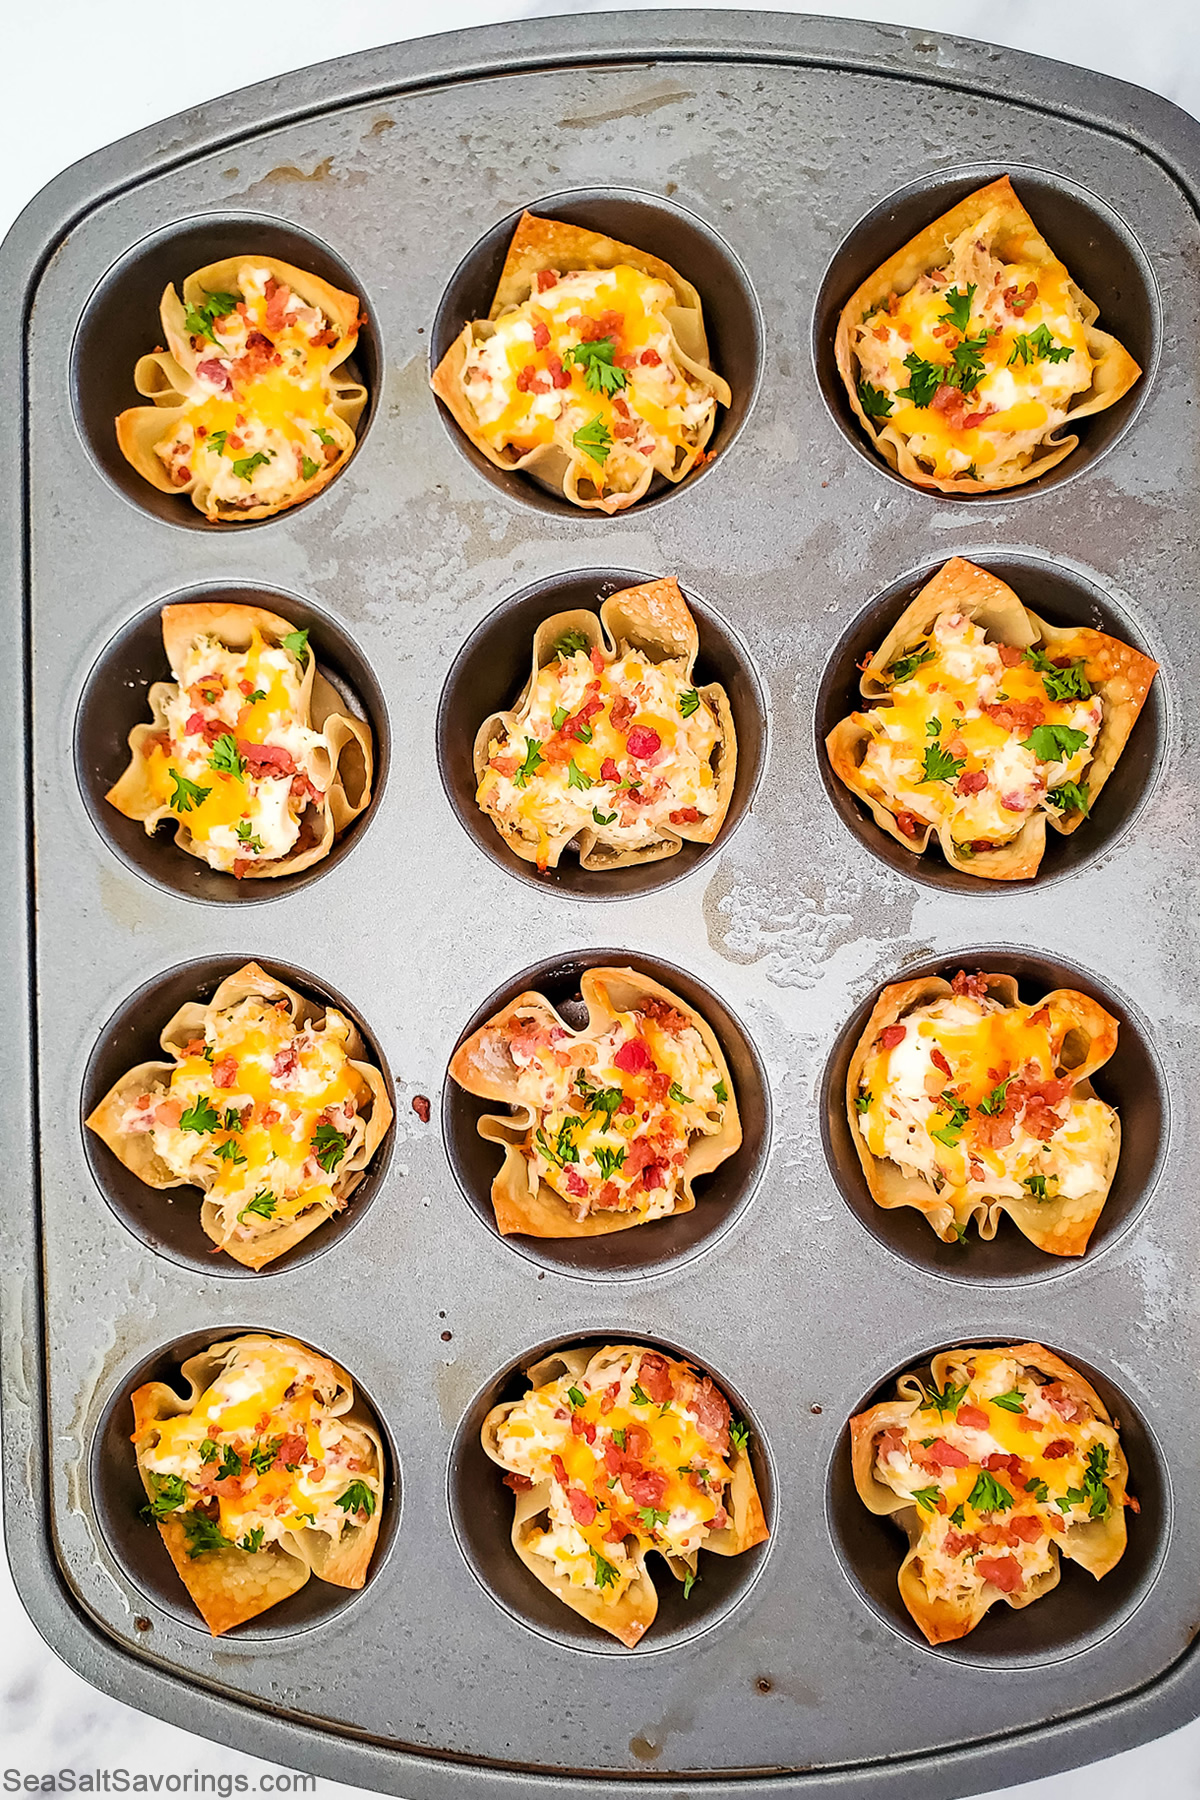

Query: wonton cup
86;961;393;1268
482;1343;768;1646
834;176;1142;494
826;557;1157;881
850;1343;1129;1645
449;966;740;1239
106;601;374;880
475;577;737;872
131;1333;385;1635
116;256;366;521
431;212;730;512
847;972;1120;1256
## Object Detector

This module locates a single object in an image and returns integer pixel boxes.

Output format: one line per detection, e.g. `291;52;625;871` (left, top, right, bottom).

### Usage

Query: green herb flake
147;1473;188;1518
336;1480;377;1519
978;1078;1012;1117
567;759;592;791
564;337;628;396
179;1095;220;1135
630;1383;653;1408
1025;645;1093;703
682;1568;697;1599
637;1506;670;1533
888;644;935;685
180;1511;234;1558
249;1438;282;1475
921;741;966;785
677;688;701;718
207;733;246;780
572;414;612;466
300;455;320;481
714;1078;729;1105
857;379;893;419
594;1145;626;1181
214;1138;247;1165
238;1189;277;1223
854;1090;873;1116
313;1122;349;1173
591;1550;620;1590
668;1082;692;1106
238;1527;265;1553
280;627;310;662
592;805;617;826
967;1472;1014;1514
941;282;976;334
232;450;273;482
554;630;591;661
912;1485;942;1513
1048;780;1090;816
183;292;241;342
1023;723;1089;764
167;768;212;814
920;1380;968;1420
514;737;545;789
1008;323;1073;368
990;1390;1027;1414
1023;1173;1054;1201
729;1420;750;1451
567;1386;587;1409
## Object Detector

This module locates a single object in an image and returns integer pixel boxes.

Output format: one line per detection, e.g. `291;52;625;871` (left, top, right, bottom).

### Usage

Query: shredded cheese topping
478;641;722;869
153;265;349;515
141;1338;381;1554
145;627;329;875
852;210;1095;484
856;976;1117;1205
493;1348;741;1600
118;991;370;1248
481;994;727;1222
460;265;717;497
873;1349;1123;1606
855;608;1101;856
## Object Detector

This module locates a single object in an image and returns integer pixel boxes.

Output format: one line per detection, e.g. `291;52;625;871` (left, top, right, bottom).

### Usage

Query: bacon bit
566;1486;597;1526
550;1454;568;1487
579;309;624;342
502;1471;533;1491
985;696;1045;735
1027;1006;1051;1029
607;695;635;735
968;1159;985;1182
275;1434;306;1470
536;269;559;292
685;1375;731;1452
1005;281;1038;314
956;1404;990;1431
174;465;192;485
639;347;661;366
930;1047;952;1078
627;1467;667;1509
872;324;889;343
1022;1095;1065;1141
983;1452;1023;1477
1009;1514;1044;1544
943;1528;981;1558
962;405;997;430
516;364;539;394
232;857;251;880
563;1166;589;1198
546;353;571;389
489;753;519;777
154;1099;183;1128
669;806;702;825
878;1024;906;1050
638;1354;674;1404
614;1038;653;1074
886;292;902;313
617;1095;636;1116
264;282;291;332
1046;1510;1066;1532
237;740;296;779
613;416;638;441
640;1162;666;1191
570;1411;596;1444
196;358;232;393
1043;1384;1089;1424
600;756;622;784
310;326;339;348
919;1438;970;1470
930;383;969;429
951;971;989;1000
624;724;661;759
998;643;1025;667
211;1057;238;1089
272;1044;299;1081
956;768;988;796
532;321;551;351
1127;1494;1141;1514
978;1555;1025;1594
895;809;920;840
971;839;996;853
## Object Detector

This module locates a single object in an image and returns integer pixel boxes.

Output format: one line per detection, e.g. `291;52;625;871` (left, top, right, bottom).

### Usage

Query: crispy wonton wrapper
449;966;740;1239
826;558;1157;881
482;1344;768;1646
847;971;1120;1256
86;962;392;1268
850;1343;1129;1644
106;601;374;880
835;177;1142;494
431;212;730;513
116;256;366;521
132;1333;385;1635
475;577;736;872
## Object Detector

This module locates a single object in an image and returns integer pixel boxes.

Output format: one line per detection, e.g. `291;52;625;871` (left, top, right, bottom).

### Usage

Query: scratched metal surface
4;11;1200;1798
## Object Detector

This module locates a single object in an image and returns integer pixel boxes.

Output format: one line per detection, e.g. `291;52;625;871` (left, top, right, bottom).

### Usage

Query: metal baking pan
3;9;1200;1796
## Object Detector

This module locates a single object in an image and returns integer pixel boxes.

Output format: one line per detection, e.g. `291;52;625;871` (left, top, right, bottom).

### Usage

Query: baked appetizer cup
850;1343;1132;1646
130;1333;385;1634
106;601;373;882
450;965;739;1241
473;577;735;874
86;962;393;1269
835;175;1142;493
432;210;730;512
116;255;366;520
848;968;1120;1257
482;1343;768;1646
826;557;1157;881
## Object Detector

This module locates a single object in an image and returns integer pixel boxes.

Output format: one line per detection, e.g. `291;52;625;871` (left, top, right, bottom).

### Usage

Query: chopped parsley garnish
572;414;612;466
214;1138;246;1165
920;1380;967;1419
300;456;320;481
238;1189;277;1222
1025;1478;1050;1506
199;1439;220;1464
208;429;229;456
551;706;569;730
567;1386;587;1409
593;1145;626;1180
592;806;617;826
1023;1173;1054;1201
313;1122;349;1173
146;1473;188;1518
941;282;976;333
208;733;246;780
1025;645;1093;702
1048;780;1090;815
729;1420;750;1451
978;1078;1012;1117
337;1480;377;1519
857;379;893;419
949;332;989;394
925;716;942;737
217;1443;243;1481
677;688;701;718
888;644;935;685
1008;324;1073;367
535;1119;579;1169
221;1107;241;1131
234;820;265;853
591;1550;620;1589
238;1527;265;1553
1083;1445;1112;1519
314;427;335;447
930;1093;970;1148
682;1569;697;1599
668;1082;692;1105
183;291;241;342
612;1428;627;1451
232;450;273;482
181;1511;234;1558
637;1506;670;1533
967;1472;1013;1514
167;768;211;814
854;1090;872;1116
249;1438;281;1475
179;1095;220;1135
991;1390;1027;1413
513;737;545;789
949;1504;966;1528
554;630;591;660
1023;723;1089;764
281;627;310;662
896;353;942;408
567;759;592;790
630;1382;653;1408
564;337;628;396
920;741;966;785
912;1485;942;1513
714;1079;729;1105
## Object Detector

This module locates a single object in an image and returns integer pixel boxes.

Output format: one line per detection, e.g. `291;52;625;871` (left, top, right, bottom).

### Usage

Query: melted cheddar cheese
483;995;727;1223
154;265;347;516
873;1349;1124;1606
857;982;1117;1206
141;1338;380;1552
855;608;1101;854
460;265;717;497
479;642;722;868
493;1349;740;1599
118;991;369;1249
147;627;329;874
852;212;1094;483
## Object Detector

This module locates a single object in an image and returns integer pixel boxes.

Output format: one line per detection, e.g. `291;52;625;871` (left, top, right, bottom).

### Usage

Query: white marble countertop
2;3;1198;1795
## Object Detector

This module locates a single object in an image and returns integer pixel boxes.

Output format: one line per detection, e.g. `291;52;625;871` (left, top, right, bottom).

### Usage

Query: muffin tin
3;10;1200;1798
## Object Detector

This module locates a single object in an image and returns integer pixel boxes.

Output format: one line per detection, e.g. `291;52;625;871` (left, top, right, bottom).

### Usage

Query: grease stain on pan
704;861;912;991
559;87;697;130
256;158;335;185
